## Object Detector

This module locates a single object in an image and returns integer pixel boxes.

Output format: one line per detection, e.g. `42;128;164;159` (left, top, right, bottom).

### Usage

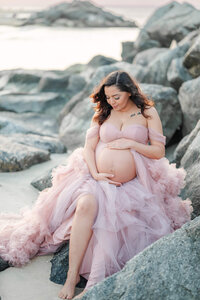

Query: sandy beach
0;152;83;300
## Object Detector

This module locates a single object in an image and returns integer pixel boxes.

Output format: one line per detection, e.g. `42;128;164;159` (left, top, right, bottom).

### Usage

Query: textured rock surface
183;34;200;77
178;120;200;217
167;57;192;90
178;76;200;135
0;136;50;172
80;216;200;300
50;241;87;288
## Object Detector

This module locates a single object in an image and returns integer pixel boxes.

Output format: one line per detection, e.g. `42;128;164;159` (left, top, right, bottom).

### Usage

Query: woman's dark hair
89;70;155;125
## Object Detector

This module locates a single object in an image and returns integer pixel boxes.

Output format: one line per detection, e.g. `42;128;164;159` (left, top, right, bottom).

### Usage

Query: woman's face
104;85;132;111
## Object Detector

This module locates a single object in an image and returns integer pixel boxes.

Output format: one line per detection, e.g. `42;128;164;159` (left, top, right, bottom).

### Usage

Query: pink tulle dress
0;121;193;290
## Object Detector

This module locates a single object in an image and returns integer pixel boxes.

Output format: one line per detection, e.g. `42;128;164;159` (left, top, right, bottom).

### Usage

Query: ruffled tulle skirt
0;147;193;289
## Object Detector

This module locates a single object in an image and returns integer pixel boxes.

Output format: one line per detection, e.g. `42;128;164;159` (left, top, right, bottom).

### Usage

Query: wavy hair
89;70;155;125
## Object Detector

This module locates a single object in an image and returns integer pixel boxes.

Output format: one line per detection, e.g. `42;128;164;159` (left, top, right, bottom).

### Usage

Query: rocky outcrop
0;136;50;172
183;35;200;77
50;216;200;300
178;76;200;136
174;120;200;217
21;0;137;28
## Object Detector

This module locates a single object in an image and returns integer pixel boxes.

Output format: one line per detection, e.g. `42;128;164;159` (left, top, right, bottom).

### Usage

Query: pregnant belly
96;146;136;183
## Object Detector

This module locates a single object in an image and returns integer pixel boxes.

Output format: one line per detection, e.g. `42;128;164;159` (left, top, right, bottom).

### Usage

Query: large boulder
132;2;200;57
175;120;200;217
140;83;182;143
133;47;169;66
141;44;189;86
183;34;200;78
0;92;67;117
80;216;200;300
178;76;200;136
0;136;50;172
167;57;193;90
0;111;59;137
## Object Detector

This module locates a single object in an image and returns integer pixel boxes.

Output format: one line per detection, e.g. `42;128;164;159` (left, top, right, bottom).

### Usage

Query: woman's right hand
93;173;121;187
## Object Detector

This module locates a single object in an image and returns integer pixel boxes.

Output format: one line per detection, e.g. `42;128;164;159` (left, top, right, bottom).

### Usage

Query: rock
22;0;137;28
146;2;200;47
50;241;87;288
174;120;200;167
7;133;66;153
0;69;43;93
121;41;136;63
133;47;169;66
140;83;182;143
87;55;118;68
37;72;86;98
142;44;189;86
177;120;200;217
0;136;50;172
0;111;59;137
167;57;193;90
31;168;53;191
183;34;200;77
178;76;200;135
0;257;10;272
0;91;67;117
81;216;200;300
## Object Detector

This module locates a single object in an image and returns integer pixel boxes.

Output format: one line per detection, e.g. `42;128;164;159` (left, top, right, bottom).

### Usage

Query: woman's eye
114;97;120;100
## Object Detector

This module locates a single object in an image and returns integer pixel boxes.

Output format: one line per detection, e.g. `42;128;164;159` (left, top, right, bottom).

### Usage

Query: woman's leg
58;194;98;299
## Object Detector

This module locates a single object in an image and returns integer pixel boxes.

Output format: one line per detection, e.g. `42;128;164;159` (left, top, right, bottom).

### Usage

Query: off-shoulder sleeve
148;127;166;145
85;125;100;140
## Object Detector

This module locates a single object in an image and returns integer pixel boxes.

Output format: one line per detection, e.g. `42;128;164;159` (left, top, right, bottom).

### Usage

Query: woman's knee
76;194;97;216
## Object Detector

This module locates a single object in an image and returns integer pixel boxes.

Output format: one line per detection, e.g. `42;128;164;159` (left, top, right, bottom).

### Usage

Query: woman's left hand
107;138;135;150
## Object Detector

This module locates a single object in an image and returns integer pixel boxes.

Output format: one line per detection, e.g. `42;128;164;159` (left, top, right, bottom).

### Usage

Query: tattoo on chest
130;112;142;117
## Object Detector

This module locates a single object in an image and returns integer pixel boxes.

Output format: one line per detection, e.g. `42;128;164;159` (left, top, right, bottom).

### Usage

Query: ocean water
0;5;155;71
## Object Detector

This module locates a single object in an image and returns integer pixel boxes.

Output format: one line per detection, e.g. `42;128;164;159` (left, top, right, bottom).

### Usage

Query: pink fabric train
0;123;193;290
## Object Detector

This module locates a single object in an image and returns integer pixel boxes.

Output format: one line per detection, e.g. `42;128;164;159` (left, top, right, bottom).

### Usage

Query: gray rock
178;76;200;135
133;47;169;66
87;55;118;68
31;168;53;191
37;72;86;98
0;136;50;172
178;121;200;217
174;119;200;167
0;91;67;117
142;44;189;86
167;57;193;90
183;34;200;77
82;216;200;300
0;257;10;272
7;133;66;153
146;2;200;47
121;41;135;63
140;83;182;143
22;0;137;28
0;111;59;137
0;69;42;93
50;241;87;288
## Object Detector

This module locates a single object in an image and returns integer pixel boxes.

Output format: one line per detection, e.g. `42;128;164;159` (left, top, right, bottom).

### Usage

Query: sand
0;152;83;300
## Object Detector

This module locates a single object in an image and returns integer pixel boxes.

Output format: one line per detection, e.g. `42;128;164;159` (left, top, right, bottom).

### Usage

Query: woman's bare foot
58;272;80;299
73;289;88;299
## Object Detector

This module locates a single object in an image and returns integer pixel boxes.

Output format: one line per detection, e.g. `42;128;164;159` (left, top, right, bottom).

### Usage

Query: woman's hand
93;172;121;187
106;138;135;150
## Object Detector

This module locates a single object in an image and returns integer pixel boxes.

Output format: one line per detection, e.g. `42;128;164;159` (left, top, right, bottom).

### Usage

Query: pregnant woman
0;71;193;299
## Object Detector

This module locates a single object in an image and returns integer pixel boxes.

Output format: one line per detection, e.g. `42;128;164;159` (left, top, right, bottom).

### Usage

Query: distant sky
1;0;200;9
